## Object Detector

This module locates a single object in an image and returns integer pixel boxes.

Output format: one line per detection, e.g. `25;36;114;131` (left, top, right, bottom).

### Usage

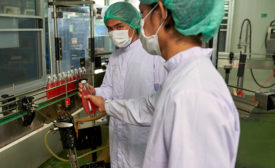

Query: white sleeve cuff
104;100;111;115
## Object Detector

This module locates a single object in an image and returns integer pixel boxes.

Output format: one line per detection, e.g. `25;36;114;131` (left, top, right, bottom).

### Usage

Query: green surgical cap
104;2;141;32
140;0;225;41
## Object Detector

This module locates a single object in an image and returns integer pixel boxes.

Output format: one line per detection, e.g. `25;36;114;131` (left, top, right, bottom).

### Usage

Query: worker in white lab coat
79;2;167;168
84;0;240;168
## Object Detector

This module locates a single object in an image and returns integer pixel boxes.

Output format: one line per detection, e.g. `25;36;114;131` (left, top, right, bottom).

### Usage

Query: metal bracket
55;37;63;61
18;96;35;126
49;0;95;7
51;11;63;18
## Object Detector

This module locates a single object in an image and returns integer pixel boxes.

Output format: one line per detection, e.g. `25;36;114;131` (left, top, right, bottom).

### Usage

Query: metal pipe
68;148;80;168
0;14;43;19
56;61;61;74
218;52;275;57
0;29;43;32
90;2;95;86
0;87;46;102
227;85;257;93
50;1;95;6
95;52;112;56
0;99;18;108
34;88;77;102
225;72;230;84
215;27;221;69
0;80;78;107
53;1;61;74
0;109;19;119
53;3;58;40
0;107;17;114
32;79;78;97
237;77;244;91
89;1;95;119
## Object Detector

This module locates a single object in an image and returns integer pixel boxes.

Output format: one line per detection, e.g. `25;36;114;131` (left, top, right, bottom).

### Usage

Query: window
0;0;46;94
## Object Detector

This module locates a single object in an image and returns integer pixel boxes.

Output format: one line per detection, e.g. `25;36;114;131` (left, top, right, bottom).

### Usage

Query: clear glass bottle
81;80;96;115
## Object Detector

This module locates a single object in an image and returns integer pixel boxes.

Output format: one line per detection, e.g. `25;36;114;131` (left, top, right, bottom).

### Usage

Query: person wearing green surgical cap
85;0;240;168
78;1;167;168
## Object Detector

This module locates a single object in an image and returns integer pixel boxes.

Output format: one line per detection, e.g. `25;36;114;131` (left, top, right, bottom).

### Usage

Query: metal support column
89;2;95;86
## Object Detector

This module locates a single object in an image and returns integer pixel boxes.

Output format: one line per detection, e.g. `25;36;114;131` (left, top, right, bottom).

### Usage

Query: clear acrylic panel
0;31;42;88
50;7;114;72
0;17;41;29
0;0;40;16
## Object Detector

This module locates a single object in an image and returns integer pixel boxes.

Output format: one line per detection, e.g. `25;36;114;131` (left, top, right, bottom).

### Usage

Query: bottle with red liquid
52;74;58;97
57;73;63;96
81;80;97;115
78;68;82;79
71;69;78;90
46;76;53;99
67;71;73;92
62;72;67;94
81;67;86;76
74;69;78;79
70;70;76;90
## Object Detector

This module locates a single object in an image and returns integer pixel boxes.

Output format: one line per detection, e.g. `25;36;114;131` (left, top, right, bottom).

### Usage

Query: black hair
149;3;202;45
149;3;174;30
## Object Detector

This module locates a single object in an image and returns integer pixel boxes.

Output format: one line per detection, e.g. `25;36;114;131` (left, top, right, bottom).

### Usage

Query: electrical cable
81;149;93;160
44;129;69;162
250;69;275;89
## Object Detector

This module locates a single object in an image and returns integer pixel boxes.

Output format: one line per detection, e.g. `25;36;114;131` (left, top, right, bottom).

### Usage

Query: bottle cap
81;80;87;84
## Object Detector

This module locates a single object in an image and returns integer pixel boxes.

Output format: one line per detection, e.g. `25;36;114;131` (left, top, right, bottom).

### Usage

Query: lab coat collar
164;47;213;73
120;39;141;52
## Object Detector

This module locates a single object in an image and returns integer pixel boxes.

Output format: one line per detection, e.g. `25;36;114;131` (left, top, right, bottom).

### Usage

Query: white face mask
140;4;167;56
109;29;133;48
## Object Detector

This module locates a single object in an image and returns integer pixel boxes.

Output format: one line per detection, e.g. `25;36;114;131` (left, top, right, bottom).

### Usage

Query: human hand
84;95;106;112
78;82;96;98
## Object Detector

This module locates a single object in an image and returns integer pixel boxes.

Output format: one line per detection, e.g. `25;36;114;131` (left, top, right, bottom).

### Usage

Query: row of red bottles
46;67;86;99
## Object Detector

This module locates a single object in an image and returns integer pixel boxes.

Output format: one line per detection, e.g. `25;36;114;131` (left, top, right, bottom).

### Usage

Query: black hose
250;69;275;88
239;19;252;57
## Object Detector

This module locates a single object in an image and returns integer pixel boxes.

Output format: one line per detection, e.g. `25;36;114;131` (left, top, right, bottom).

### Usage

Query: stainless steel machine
0;0;112;167
266;26;275;56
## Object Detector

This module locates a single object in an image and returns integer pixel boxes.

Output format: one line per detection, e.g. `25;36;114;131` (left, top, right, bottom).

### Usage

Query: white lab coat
95;39;167;168
105;47;240;168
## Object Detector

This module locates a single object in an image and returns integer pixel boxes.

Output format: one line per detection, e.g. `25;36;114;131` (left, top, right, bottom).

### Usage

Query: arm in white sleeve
105;91;159;126
95;62;113;100
164;91;239;168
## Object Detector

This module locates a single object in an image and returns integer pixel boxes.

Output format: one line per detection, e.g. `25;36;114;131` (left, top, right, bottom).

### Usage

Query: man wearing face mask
79;2;167;168
85;0;240;168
